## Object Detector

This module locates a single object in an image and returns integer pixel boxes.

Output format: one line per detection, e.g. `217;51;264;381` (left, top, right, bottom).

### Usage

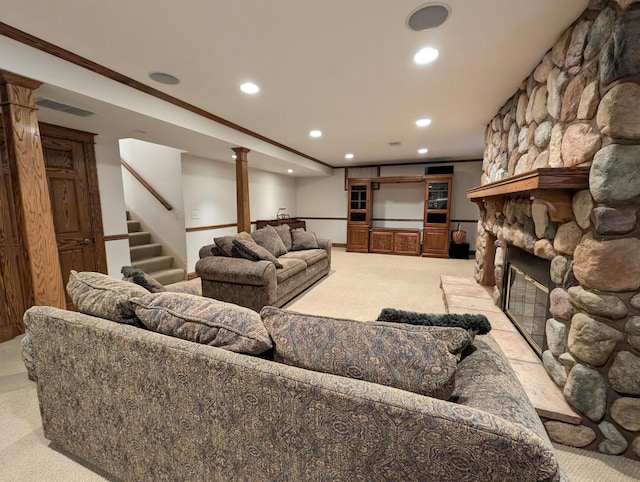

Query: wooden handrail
120;159;173;211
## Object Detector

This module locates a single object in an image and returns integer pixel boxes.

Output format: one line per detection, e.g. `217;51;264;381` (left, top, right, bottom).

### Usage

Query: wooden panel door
422;228;450;258
41;126;107;309
394;231;421;256
346;226;369;253
369;230;394;254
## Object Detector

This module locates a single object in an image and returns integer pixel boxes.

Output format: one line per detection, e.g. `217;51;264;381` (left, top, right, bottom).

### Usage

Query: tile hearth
440;275;580;425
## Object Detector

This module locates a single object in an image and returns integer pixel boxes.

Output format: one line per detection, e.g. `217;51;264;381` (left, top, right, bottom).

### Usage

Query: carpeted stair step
149;268;186;286
128;231;151;246
127;220;141;233
131;255;174;273
129;243;163;261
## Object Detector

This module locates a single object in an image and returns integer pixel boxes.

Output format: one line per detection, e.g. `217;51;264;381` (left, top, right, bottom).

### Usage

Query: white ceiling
0;0;589;175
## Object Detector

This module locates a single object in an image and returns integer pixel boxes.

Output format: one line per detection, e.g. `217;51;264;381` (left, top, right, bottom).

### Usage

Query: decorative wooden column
0;70;66;310
232;147;251;233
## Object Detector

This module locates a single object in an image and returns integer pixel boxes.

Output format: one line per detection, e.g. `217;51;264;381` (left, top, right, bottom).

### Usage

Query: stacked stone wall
475;0;640;458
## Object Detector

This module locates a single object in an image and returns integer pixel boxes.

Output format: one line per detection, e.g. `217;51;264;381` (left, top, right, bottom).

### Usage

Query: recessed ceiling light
418;148;429;154
287;169;293;173
345;153;354;159
407;4;451;32
309;130;322;138
416;118;432;127
148;72;180;85
414;47;439;64
240;82;260;94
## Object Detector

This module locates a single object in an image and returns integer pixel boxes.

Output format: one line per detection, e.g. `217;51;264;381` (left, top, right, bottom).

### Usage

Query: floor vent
35;98;95;117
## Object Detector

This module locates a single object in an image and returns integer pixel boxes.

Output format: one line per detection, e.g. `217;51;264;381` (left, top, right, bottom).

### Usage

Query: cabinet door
347;180;371;225
424;175;453;227
347;226;369;252
394;231;421;256
369;230;394;254
422;228;450;258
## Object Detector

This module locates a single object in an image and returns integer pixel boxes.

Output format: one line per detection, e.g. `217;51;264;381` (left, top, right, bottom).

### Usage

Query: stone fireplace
468;0;640;459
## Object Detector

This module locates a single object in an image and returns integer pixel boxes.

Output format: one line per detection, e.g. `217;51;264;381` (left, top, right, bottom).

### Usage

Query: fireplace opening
502;246;553;357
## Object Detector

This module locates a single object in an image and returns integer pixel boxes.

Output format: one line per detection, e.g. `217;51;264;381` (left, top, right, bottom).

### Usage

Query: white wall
94;136;130;276
119;138;187;265
182;154;298;273
296;168;348;243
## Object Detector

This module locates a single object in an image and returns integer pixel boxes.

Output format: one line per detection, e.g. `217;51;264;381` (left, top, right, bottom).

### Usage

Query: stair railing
121;159;173;211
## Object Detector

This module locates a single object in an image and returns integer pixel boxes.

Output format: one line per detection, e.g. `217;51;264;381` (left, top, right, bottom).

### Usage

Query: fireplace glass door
505;264;548;355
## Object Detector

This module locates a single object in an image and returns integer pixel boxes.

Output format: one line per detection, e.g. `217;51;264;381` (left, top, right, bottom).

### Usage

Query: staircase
126;211;186;285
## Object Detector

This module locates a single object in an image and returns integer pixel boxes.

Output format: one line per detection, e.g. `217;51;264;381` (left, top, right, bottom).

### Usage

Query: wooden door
40;125;107;309
422;228;450;258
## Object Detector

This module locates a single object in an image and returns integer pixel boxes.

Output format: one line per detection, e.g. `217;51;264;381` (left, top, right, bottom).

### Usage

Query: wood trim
372;218;423;222
342;159;482;170
333;243;347;248
38;122;96;143
187;272;198;281
451;219;479;224
0;22;330;169
82;133;108;274
371;175;425;184
298;216;347;221
185;223;238;233
104;233;129;241
466;167;590;200
121;159;173;211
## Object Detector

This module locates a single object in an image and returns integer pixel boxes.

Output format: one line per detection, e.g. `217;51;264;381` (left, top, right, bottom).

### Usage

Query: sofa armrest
317;237;332;266
195;256;276;286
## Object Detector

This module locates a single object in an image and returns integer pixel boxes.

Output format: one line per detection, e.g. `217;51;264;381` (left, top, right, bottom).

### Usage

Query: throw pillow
130;292;273;355
66;270;149;326
214;231;253;257
232;239;283;268
272;223;292;251
377;308;491;335
290;228;319;251
260;307;458;400
251;225;287;257
121;266;166;293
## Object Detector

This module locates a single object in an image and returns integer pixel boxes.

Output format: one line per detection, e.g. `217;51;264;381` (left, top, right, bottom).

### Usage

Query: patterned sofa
195;225;331;312
22;274;564;482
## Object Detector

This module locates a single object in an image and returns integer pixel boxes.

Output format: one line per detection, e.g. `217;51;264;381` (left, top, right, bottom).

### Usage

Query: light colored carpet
1;248;639;481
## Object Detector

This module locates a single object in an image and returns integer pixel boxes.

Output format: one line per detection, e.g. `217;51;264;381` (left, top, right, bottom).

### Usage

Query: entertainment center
346;173;454;258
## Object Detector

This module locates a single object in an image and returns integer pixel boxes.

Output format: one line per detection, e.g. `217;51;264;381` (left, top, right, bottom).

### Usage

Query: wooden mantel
466;167;590;221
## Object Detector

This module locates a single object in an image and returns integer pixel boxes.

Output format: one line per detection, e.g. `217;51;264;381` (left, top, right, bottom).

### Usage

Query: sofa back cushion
66;270;149;325
260;307;458;399
214;231;253;257
272;223;293;251
290;229;319;250
251;225;288;257
233;239;283;268
130;292;273;355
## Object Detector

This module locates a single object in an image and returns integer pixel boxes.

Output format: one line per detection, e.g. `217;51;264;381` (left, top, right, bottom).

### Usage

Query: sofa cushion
280;248;327;267
251;225;288;257
260;307;458;399
214;231;253;257
130;292;273;354
66;270;149;325
121;266;166;293
275;258;308;283
233;239;283;268
272;223;292;251
290;228;319;251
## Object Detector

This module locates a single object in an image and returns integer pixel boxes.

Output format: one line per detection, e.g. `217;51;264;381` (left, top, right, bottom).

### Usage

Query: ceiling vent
35;98;95;117
388;141;402;147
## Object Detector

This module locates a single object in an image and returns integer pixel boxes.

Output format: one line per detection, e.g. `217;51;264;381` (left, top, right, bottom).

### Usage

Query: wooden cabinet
370;228;421;256
346;179;372;252
256;218;306;230
423;174;453;258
